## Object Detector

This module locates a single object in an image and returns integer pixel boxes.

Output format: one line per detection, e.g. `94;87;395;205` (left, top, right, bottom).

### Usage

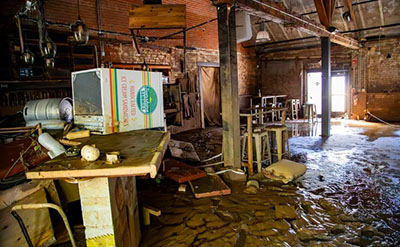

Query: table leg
276;130;283;161
247;116;253;176
78;177;140;247
255;134;262;173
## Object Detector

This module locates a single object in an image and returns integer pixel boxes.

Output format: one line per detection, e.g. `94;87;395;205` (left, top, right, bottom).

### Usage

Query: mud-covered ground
138;119;400;247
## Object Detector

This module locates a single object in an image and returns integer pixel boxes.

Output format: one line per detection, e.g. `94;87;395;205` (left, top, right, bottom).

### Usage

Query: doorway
199;63;221;127
306;71;348;116
331;72;346;113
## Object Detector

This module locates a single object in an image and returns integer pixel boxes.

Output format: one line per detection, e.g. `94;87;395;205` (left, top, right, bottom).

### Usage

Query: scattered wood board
168;139;200;162
188;175;231;199
163;159;206;183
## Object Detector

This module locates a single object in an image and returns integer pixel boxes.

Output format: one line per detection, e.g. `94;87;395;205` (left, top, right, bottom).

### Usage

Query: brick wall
259;45;352;105
45;0;218;50
351;38;400;121
44;0;256;93
258;38;400;122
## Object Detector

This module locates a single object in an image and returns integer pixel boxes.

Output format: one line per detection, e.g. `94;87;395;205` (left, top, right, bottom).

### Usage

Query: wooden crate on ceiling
129;4;186;29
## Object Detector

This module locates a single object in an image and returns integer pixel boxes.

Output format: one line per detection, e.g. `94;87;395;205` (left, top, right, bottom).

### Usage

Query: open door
331;72;347;115
200;66;221;126
307;71;348;117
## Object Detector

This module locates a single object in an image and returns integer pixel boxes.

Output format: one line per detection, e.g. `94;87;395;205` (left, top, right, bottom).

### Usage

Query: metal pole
321;37;331;137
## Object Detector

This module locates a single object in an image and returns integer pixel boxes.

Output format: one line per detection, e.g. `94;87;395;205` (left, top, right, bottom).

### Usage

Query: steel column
217;5;241;168
321;37;331;137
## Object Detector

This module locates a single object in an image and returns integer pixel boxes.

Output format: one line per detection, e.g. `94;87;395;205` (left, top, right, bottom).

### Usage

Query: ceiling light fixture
342;11;351;22
256;23;271;43
72;0;89;45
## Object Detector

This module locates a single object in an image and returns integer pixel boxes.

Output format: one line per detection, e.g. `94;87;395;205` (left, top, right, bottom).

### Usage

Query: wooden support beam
314;0;330;27
321;37;331;137
344;0;359;30
328;0;337;25
314;0;337;28
235;0;359;49
216;4;241;168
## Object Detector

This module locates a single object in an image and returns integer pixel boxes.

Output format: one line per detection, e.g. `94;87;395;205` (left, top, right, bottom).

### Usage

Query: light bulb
72;20;89;45
21;49;35;64
41;37;56;58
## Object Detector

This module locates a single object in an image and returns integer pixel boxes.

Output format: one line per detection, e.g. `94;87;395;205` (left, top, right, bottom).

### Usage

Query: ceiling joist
232;0;359;49
314;0;337;28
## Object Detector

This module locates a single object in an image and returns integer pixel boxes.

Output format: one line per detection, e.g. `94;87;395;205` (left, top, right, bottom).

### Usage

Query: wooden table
26;130;170;247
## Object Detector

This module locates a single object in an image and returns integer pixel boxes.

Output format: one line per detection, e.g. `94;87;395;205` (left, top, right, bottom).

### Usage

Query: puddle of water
139;119;400;246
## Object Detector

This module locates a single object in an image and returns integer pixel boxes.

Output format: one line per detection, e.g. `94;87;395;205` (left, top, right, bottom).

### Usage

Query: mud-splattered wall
351;38;400;121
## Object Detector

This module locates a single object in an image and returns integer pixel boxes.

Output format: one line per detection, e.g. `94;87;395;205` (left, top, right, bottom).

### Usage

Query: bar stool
241;128;272;173
304;103;317;123
266;125;290;161
285;99;300;120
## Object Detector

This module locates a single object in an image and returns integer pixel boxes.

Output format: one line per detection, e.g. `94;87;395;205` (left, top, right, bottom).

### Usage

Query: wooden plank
0;188;55;247
189;175;231;198
26;130;170;180
163;158;206;183
329;0;337;25
344;0;359;33
314;0;329;27
129;5;186;29
217;5;241;168
236;0;359;49
0;138;50;179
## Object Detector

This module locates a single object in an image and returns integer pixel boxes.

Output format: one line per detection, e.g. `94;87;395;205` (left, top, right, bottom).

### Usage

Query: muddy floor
138;119;400;247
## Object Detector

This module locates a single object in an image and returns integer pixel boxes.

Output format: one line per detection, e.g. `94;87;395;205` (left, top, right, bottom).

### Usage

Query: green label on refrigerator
137;86;158;114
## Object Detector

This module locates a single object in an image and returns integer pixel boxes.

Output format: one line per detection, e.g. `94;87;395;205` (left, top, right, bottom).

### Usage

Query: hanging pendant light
16;14;35;65
256;23;271;43
22;49;35;64
40;35;57;58
45;58;55;69
72;0;89;45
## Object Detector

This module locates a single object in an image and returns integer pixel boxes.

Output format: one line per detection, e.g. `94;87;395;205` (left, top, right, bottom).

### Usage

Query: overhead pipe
96;0;105;65
240;0;359;49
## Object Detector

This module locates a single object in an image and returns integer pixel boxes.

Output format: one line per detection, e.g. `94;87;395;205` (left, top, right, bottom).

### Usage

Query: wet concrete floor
138;119;400;247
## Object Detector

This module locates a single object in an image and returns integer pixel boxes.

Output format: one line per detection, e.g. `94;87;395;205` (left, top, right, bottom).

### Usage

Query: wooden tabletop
26;130;170;180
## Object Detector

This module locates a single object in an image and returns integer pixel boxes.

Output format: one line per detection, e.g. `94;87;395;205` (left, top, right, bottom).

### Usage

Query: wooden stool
304;103;317;123
242;129;272;173
267;125;290;161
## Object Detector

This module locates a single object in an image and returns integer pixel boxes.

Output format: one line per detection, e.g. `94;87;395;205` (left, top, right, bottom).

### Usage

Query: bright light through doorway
307;72;346;115
331;76;346;112
307;72;322;114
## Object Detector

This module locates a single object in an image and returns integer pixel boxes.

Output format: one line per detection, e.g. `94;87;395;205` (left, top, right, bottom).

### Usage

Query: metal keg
23;98;73;122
